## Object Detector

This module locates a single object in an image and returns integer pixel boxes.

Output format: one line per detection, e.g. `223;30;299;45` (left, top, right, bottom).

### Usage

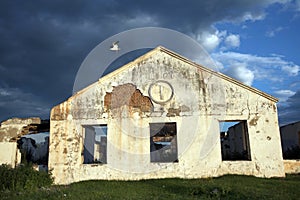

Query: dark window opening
150;122;178;163
219;121;251;161
83;125;107;164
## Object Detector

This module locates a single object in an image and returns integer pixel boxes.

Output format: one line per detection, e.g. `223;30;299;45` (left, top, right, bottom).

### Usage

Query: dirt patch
167;105;190;117
249;114;260;126
51;104;69;121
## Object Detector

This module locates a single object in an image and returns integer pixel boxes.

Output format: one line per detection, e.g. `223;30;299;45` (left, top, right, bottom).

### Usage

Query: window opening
219;121;251;161
150;122;178;162
83;125;107;164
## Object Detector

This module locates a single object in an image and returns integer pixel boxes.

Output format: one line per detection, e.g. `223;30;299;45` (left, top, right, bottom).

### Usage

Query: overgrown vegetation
1;172;299;200
0;164;53;192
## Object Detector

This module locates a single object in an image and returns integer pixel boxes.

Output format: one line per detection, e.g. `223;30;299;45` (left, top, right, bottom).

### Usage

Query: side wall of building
49;50;284;184
0;142;21;167
280;121;300;151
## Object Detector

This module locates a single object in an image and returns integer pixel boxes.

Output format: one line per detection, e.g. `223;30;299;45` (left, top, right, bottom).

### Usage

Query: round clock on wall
148;80;174;104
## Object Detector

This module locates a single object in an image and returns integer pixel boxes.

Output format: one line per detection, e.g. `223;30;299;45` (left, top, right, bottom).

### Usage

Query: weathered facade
0;117;41;142
0;117;49;167
0;117;41;167
49;46;285;184
0;142;20;168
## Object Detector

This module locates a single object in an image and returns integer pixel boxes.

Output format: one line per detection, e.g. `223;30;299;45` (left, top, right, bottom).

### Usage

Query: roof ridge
158;46;278;102
75;46;278;102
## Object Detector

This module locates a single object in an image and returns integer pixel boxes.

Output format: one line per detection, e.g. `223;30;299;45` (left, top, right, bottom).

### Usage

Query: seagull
110;41;120;52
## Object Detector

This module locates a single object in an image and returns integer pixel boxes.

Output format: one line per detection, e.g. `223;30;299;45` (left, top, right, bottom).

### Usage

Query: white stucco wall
49;47;284;184
0;142;20;168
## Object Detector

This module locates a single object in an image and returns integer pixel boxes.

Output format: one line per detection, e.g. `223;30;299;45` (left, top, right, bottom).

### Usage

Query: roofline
280;120;300;128
158;46;278;103
75;46;278;103
73;47;160;97
97;48;160;85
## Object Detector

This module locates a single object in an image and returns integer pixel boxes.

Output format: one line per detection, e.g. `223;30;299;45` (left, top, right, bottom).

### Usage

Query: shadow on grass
1;174;300;200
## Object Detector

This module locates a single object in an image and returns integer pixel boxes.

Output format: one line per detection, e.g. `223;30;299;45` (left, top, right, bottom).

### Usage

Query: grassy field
1;174;299;200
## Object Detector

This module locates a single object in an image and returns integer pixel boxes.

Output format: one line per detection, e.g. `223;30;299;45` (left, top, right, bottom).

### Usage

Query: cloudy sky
0;0;299;125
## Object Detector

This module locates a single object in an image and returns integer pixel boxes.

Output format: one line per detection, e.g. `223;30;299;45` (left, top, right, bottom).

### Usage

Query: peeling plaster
49;47;284;184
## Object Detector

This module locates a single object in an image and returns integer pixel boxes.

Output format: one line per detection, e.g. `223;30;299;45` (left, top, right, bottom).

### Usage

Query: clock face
148;80;174;104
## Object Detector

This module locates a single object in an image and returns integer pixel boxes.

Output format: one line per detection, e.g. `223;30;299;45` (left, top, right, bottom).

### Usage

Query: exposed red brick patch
104;83;153;112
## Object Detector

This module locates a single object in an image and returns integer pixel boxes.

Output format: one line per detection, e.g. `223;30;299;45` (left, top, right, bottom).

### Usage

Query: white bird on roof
110;41;120;51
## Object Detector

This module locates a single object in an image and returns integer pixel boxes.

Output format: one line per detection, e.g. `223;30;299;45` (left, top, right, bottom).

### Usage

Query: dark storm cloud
0;87;49;119
0;0;291;121
278;90;300;125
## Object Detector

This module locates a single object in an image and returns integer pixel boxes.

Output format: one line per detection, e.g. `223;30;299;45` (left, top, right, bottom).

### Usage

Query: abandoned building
0;117;49;168
280;121;300;173
49;46;288;184
280;121;300;151
280;121;300;159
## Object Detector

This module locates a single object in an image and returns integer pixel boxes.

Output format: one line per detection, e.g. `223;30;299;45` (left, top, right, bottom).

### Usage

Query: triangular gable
75;46;278;103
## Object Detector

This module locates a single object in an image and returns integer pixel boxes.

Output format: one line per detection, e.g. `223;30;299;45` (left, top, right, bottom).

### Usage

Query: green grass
1;174;300;200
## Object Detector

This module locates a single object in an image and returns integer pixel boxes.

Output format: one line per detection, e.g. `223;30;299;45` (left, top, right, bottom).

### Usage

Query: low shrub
0;164;53;192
